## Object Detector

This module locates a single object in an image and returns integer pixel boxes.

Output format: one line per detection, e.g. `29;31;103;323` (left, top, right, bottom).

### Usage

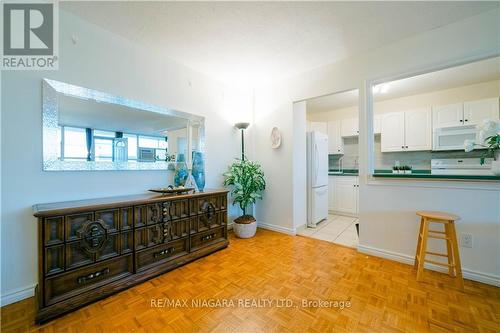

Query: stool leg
414;217;424;268
444;223;455;277
416;218;429;282
449;221;464;290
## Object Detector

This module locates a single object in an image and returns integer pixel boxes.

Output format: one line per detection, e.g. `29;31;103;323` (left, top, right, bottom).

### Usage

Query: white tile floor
296;214;359;248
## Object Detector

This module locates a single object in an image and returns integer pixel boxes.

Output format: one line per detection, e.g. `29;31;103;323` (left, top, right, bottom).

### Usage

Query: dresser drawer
136;238;188;272
44;254;133;306
165;199;192;220
190;226;227;252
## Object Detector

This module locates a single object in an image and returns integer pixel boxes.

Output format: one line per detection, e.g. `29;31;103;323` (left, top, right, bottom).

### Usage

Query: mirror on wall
42;79;205;171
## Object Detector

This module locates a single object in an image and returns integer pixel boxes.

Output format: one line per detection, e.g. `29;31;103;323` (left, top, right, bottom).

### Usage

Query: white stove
431;158;494;176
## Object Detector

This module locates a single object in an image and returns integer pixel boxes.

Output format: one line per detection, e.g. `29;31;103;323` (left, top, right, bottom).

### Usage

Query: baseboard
257;222;296;235
358;244;500;287
0;284;36;307
329;210;358;218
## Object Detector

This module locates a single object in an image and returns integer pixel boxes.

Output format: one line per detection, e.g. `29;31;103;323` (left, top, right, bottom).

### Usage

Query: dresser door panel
45;245;64;275
44;217;64;246
95;209;120;233
167;199;190;220
95;233;120;261
120;207;133;231
65;213;94;241
44;254;133;306
66;242;94;269
120;231;133;254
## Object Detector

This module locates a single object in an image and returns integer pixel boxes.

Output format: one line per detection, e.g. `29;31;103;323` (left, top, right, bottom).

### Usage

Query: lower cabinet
328;176;359;215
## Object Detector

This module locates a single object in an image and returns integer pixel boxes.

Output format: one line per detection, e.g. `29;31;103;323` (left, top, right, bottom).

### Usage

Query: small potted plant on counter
464;120;500;175
403;165;412;174
223;158;266;238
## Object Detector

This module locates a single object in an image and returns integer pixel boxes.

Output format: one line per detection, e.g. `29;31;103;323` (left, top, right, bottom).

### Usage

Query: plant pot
233;215;257;238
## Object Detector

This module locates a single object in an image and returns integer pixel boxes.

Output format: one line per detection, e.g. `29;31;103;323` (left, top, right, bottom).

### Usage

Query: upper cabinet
381;107;432;152
327;121;343;154
432;103;463;128
308;121;328;134
463;98;500;126
341;118;359;137
433;98;499;129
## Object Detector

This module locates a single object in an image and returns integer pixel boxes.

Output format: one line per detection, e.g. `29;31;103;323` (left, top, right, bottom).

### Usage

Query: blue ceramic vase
191;151;206;191
174;162;188;187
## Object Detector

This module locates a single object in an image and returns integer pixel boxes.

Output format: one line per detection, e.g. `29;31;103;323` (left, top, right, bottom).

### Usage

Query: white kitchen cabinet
404;108;432;151
432;103;463;128
381;108;431;152
341;118;359;137
463;97;499;126
330;176;358;215
373;115;381;134
309;121;327;134
327;121;343;154
328;176;336;211
381;112;405;152
433;98;499;129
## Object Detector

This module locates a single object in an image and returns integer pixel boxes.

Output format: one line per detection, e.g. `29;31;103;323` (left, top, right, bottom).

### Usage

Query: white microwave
432;126;478;151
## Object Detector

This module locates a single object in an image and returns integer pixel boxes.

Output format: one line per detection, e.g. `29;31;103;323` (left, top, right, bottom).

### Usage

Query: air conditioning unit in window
138;148;156;162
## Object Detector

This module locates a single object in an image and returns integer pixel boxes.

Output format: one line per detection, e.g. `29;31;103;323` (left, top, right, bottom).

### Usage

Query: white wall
254;8;500;285
0;10;252;305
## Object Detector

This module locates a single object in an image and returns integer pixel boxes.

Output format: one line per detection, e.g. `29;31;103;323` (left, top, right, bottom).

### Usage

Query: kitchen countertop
328;169;500;180
373;170;500;181
328;169;358;176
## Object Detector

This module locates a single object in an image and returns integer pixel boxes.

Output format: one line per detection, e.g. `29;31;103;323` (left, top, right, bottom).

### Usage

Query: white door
463;98;500;126
381;112;405;152
355;177;359;214
404;108;432;151
327;121;343;154
309;122;327;135
328;176;336;211
312;132;328;187
341;118;359;137
432;103;463;128
334;177;357;214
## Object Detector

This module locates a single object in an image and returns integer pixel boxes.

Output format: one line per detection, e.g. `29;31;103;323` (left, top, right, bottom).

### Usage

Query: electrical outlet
460;233;473;248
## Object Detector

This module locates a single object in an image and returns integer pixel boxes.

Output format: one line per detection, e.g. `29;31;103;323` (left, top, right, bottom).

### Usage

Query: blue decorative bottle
191;151;205;191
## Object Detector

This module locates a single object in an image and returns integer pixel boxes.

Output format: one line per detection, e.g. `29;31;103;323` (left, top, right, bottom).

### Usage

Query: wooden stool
415;211;464;290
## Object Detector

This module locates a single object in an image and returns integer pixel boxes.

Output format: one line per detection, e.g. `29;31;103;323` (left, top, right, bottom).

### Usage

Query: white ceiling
59;95;188;136
62;1;498;86
306;56;500;113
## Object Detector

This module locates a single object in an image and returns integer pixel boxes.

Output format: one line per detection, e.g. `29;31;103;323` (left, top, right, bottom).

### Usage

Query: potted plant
223;158;266;238
392;166;399;174
464;120;500;175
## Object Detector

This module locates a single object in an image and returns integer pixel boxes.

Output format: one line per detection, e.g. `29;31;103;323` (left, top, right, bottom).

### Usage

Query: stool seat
414;211;464;290
416;211;461;221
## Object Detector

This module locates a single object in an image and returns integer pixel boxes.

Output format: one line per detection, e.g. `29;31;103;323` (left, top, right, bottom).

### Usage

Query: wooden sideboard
33;189;229;323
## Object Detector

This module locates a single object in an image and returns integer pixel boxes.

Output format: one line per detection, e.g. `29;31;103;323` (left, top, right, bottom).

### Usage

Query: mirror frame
42;78;205;171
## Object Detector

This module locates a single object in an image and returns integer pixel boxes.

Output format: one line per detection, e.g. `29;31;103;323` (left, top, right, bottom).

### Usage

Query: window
138;135;167;149
63;127;87;160
94;138;113;161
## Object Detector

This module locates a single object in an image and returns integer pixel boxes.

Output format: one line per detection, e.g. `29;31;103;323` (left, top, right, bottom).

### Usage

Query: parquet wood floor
1;229;499;333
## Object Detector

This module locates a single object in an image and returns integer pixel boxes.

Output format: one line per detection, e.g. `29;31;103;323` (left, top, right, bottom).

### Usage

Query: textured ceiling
63;1;498;86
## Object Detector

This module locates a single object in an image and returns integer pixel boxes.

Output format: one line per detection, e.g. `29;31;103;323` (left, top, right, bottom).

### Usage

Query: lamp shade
235;122;250;130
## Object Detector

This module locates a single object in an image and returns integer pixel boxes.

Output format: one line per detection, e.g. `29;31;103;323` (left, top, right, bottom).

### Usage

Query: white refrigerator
306;131;329;228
